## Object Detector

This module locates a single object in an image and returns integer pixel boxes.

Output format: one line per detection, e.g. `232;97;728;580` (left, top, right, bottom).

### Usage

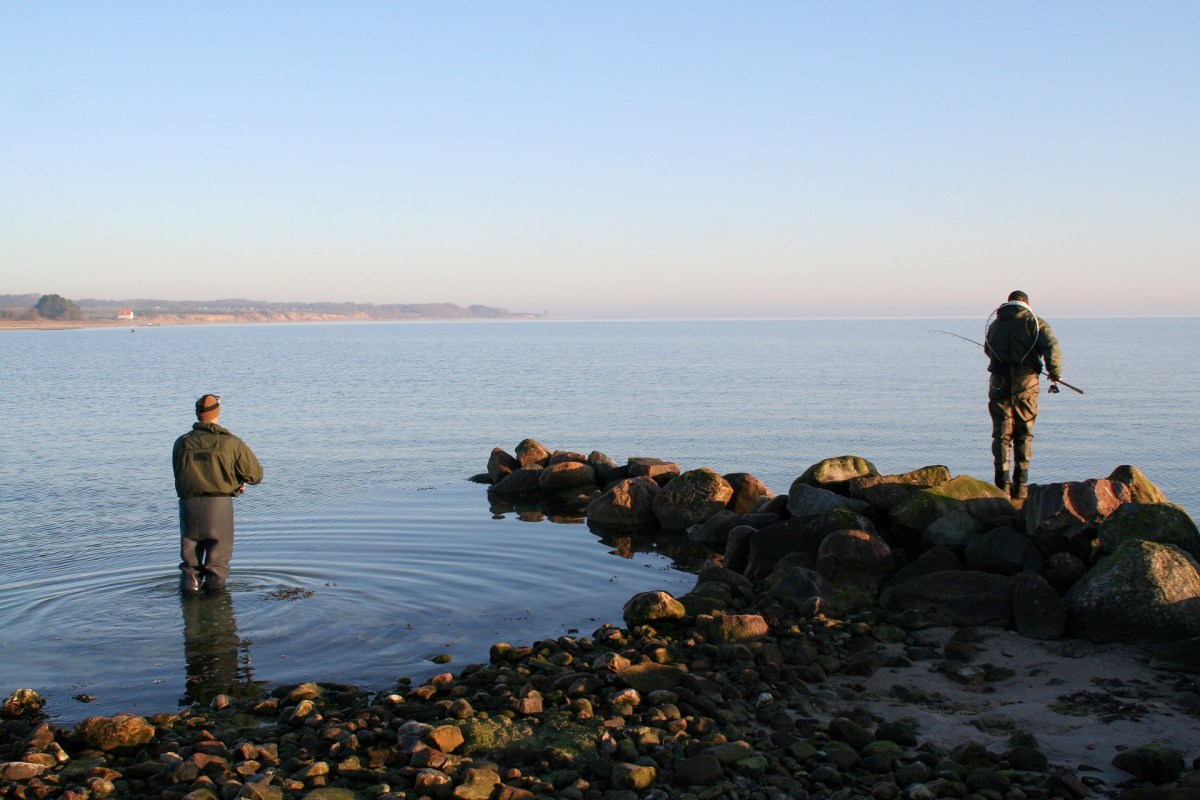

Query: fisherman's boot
1010;467;1029;500
991;439;1010;493
993;463;1010;493
180;570;200;594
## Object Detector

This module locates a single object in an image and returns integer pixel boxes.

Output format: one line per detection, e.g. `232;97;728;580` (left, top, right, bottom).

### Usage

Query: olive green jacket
173;422;263;498
985;301;1063;381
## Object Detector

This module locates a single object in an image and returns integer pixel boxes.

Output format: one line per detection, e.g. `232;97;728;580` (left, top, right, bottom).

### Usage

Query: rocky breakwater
3;446;1199;800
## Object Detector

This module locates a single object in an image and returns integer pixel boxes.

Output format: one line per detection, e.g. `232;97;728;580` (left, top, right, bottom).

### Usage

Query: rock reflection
488;497;713;573
179;591;264;707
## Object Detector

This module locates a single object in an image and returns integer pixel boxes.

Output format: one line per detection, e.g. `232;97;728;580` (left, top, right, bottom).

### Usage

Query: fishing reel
1048;383;1060;394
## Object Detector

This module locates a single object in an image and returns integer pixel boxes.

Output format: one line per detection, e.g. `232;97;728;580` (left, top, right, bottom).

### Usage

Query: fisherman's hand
237;484;247;495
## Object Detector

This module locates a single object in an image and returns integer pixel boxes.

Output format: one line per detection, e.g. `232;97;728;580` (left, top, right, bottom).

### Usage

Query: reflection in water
488;497;714;573
179;591;264;707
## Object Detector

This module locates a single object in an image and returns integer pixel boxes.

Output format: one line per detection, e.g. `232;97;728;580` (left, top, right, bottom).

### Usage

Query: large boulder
965;526;1044;576
653;468;734;531
742;513;875;580
1023;479;1132;559
816;529;894;592
486;448;520;484
587;451;620;486
880;571;1015;627
538;461;596;491
816;528;895;612
786;482;872;520
515;438;551;468
848;465;952;513
766;565;834;609
586;477;660;530
1011;571;1066;640
724;472;774;514
890;476;1015;543
1108;465;1170;505
1097;502;1200;561
488;467;544;497
627;457;680;486
1066;539;1200;644
795;455;879;492
686;509;742;548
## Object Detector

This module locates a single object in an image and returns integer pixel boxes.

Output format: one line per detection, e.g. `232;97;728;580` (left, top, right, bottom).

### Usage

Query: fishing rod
933;330;1085;394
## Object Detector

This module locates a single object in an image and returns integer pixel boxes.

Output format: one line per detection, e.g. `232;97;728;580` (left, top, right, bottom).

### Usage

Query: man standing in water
173;394;263;592
985;291;1064;500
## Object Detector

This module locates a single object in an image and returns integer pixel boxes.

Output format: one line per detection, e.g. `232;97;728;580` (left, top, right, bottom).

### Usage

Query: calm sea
1;318;1196;721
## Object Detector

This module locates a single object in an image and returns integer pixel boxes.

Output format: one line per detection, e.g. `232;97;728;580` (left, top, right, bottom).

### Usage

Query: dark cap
1008;290;1029;303
195;394;220;422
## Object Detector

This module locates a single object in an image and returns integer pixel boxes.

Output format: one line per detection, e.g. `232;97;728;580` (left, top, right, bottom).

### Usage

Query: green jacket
985;301;1063;381
173;422;263;498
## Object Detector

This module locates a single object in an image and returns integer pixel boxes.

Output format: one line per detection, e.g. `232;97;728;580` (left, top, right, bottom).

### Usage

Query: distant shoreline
0;312;540;331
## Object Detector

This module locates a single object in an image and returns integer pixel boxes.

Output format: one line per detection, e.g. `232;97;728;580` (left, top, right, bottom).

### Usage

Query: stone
585;477;660;530
0;762;48;780
673;752;723;786
724;472;775;514
703;613;769;643
514;438;551;468
538;461;596;491
766;565;832;608
75;713;155;751
965;526;1043;576
786;481;872;520
724;524;756;573
488;467;544;497
1;689;45;720
587;451;619;485
617;663;686;693
816;529;894;591
880;571;1014;627
1108;465;1170;504
1112;743;1186;784
1066;539;1200;643
1024;479;1132;559
610;762;657;790
795;455;879;491
486;448;519;484
627;457;680;485
1098;502;1200;561
686;509;742;547
1011;571;1066;640
848;465;952;512
425;724;464;753
453;765;501;799
890;476;1015;537
622;590;686;627
653;468;734;531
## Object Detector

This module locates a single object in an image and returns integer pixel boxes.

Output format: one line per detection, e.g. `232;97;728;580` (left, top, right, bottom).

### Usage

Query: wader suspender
984;307;1040;370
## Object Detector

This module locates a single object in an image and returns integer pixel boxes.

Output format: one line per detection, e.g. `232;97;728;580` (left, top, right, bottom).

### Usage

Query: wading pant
179;496;235;589
988;367;1040;484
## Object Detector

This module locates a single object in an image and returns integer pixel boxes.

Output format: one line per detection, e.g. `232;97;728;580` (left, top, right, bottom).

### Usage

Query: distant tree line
0;294;521;321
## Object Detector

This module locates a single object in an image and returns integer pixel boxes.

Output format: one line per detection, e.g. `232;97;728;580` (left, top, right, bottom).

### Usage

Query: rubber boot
1010;468;1029;500
181;572;200;594
993;465;1010;493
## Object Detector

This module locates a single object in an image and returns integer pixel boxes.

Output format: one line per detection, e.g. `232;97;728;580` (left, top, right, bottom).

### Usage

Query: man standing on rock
985;291;1064;500
173;394;263;592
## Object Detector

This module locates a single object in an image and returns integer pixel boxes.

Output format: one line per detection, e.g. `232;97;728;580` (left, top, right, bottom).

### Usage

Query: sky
2;2;1197;318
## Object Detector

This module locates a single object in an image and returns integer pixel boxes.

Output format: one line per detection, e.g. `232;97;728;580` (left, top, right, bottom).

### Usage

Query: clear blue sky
2;2;1197;317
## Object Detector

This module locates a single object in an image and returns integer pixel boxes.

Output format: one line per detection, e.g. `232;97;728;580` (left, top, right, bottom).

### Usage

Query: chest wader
179;496;235;592
988;366;1040;499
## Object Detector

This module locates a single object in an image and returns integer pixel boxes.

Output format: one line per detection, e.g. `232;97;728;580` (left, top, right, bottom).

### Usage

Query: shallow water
1;317;1196;721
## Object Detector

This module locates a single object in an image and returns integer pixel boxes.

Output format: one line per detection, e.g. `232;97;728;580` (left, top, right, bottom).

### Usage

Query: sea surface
1;318;1196;722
